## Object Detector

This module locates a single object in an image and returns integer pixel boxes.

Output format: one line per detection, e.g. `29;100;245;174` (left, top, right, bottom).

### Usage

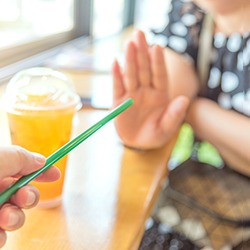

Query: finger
0;204;25;231
0;167;60;208
10;185;39;209
0;177;16;193
134;30;151;86
150;45;168;90
112;59;125;99
0;166;60;192
0;179;39;208
35;165;61;182
0;229;6;249
0;146;46;179
124;41;139;91
161;96;190;134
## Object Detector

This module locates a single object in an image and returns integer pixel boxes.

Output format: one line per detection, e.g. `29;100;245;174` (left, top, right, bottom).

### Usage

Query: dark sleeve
152;0;205;65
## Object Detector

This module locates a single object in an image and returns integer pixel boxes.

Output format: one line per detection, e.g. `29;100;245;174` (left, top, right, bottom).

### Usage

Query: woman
112;0;250;176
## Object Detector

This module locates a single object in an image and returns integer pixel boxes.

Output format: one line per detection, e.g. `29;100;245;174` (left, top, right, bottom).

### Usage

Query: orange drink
3;67;81;208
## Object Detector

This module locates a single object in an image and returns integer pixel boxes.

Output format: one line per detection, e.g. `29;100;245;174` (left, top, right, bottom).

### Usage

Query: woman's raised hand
112;30;189;149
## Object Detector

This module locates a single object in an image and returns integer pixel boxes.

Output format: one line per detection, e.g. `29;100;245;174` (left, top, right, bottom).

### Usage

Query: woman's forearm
185;97;250;176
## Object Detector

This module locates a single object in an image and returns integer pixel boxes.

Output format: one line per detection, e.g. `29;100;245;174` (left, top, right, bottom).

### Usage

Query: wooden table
0;86;175;250
0;26;178;249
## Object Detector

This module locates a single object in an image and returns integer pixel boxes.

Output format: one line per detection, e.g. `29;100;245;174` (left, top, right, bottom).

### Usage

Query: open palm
112;31;189;150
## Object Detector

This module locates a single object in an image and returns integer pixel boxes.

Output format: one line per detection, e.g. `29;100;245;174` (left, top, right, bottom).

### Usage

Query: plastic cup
2;67;81;208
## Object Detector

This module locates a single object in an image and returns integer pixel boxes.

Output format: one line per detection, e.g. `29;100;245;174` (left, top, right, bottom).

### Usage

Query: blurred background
0;0;222;167
0;0;170;69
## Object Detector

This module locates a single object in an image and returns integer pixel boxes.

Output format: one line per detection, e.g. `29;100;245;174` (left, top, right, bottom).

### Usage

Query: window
92;0;136;40
0;0;92;68
92;0;125;39
0;0;73;49
0;0;138;83
134;0;171;32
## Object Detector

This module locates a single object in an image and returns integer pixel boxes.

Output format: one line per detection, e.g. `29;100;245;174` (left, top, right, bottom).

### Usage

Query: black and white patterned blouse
153;0;250;117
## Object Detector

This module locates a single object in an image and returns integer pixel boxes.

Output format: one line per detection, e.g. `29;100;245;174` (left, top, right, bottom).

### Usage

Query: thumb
161;96;190;135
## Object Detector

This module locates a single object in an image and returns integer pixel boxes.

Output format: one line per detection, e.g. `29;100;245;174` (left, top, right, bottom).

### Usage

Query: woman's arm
164;48;200;101
186;97;250;176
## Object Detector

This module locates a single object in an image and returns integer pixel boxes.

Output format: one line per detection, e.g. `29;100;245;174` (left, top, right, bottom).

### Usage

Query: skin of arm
186;97;250;176
164;48;199;101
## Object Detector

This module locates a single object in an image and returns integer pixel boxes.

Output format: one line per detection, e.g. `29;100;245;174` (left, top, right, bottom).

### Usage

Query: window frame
0;0;93;68
123;0;136;28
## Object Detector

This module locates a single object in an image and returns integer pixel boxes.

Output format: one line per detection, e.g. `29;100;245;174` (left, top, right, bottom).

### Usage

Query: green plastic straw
0;98;134;205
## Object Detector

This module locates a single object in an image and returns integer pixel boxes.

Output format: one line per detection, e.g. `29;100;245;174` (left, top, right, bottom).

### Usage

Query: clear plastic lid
2;67;81;114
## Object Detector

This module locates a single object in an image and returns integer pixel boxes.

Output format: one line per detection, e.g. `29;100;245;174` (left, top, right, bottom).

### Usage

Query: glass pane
134;0;171;31
93;0;125;39
0;0;74;49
